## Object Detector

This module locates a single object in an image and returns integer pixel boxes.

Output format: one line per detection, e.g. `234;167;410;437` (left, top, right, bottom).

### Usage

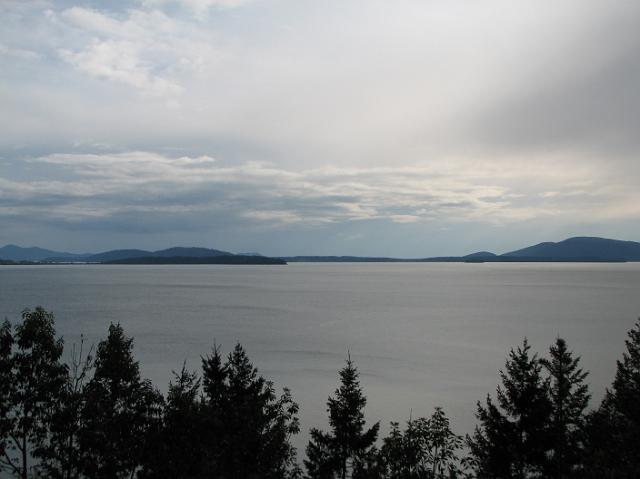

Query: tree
37;338;94;479
421;407;463;478
305;355;380;479
0;319;14;475
379;408;463;479
2;307;67;479
199;342;301;478
139;363;204;479
78;323;162;479
467;339;551;479
585;320;640;478
379;421;412;479
539;338;589;478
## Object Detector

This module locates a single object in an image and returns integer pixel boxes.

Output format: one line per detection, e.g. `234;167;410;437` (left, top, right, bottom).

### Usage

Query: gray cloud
1;0;639;254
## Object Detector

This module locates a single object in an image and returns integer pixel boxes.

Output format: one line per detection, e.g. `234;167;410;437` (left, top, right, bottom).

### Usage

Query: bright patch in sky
1;0;639;255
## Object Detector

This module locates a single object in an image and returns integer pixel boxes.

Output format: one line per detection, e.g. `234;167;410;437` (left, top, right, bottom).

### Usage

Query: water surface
1;262;638;451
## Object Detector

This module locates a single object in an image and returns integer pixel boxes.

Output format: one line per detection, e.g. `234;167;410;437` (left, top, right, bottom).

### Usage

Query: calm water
1;262;639;452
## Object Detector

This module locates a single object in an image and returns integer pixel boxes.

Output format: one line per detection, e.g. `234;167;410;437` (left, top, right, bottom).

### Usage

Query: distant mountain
3;236;639;264
463;251;497;259
152;247;233;258
85;249;154;263
281;256;404;262
0;244;85;262
104;255;285;265
502;237;640;261
85;247;233;263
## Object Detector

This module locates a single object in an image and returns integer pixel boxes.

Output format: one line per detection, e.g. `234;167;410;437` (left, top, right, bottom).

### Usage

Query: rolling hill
502;237;640;261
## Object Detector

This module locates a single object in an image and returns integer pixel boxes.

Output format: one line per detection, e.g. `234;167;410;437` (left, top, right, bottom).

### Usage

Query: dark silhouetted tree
379;421;412;479
305;355;380;479
585;320;640;478
139;363;204;479
3;307;67;479
199;342;301;478
37;338;94;479
539;338;589;479
379;407;463;479
467;339;551;479
0;319;14;475
78;323;162;479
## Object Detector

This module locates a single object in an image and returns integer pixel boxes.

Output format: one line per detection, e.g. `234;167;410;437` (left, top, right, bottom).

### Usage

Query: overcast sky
1;0;639;256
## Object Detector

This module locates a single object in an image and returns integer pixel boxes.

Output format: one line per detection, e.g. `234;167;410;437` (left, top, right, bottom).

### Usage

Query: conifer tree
379;421;412;479
199;342;301;478
467;339;551;479
78;323;162;479
3;307;67;479
305;355;380;479
0;319;14;475
540;338;589;478
585;320;640;478
139;364;203;479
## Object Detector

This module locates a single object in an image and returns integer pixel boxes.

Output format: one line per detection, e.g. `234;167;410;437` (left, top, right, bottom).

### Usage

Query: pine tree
199;342;301;478
585;320;640;478
78;323;162;479
305;355;380;479
467;339;551;479
539;338;589;478
3;307;68;479
379;421;412;479
139;363;203;479
0;319;14;475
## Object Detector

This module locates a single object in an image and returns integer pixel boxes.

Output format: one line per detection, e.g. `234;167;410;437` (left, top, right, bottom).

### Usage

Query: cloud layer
1;0;639;254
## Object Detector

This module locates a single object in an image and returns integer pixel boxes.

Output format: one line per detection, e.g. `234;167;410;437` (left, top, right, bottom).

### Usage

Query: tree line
0;307;639;478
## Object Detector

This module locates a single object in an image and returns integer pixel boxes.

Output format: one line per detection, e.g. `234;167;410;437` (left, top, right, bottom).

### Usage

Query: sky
1;0;639;257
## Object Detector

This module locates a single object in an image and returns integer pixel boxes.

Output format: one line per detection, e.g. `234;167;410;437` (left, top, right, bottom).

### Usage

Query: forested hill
2;236;640;263
503;236;640;261
87;247;234;263
103;255;286;265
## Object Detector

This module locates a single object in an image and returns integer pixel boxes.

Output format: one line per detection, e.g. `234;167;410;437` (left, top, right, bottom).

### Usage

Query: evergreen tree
139;364;204;479
2;307;67;479
467;339;551;479
200;342;301;478
379;421;413;479
0;319;14;475
539;338;589;479
78;323;162;479
585;320;640;478
305;355;380;479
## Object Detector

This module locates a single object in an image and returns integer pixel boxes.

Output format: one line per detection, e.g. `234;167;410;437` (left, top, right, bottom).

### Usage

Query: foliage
139;364;204;478
77;323;163;479
584;320;640;478
37;338;94;479
0;319;14;473
539;338;589;479
380;407;463;479
3;306;640;479
0;308;68;479
200;342;301;478
467;339;552;479
305;355;380;479
141;343;301;479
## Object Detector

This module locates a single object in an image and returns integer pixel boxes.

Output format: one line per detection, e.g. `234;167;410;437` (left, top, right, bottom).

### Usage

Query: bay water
1;262;639;452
